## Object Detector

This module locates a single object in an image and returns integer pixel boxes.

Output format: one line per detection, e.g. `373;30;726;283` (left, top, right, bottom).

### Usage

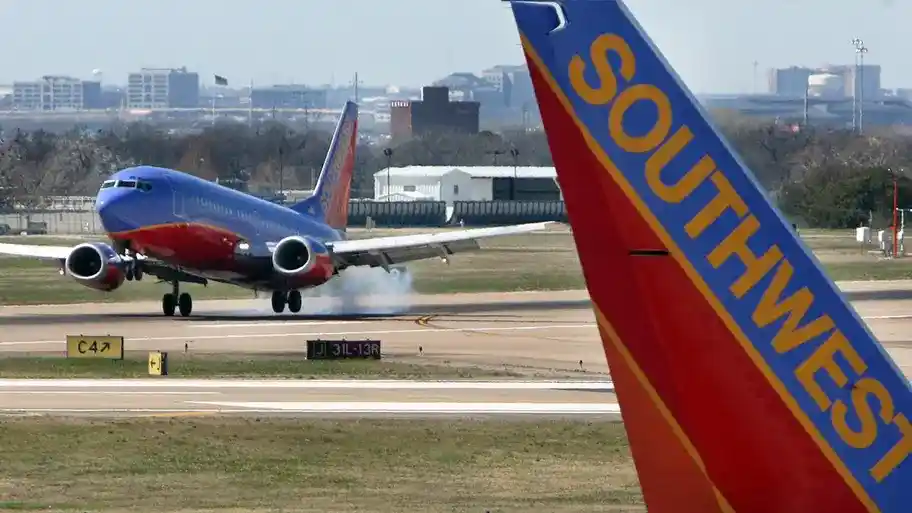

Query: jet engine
271;236;335;287
64;242;126;292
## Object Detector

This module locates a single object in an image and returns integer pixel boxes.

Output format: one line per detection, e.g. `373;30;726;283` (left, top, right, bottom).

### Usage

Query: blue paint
510;0;911;507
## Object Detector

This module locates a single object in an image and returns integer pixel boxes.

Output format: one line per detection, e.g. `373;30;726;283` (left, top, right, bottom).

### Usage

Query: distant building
373;166;562;204
126;67;199;109
250;85;327;109
389;86;479;141
12;76;103;111
768;67;813;97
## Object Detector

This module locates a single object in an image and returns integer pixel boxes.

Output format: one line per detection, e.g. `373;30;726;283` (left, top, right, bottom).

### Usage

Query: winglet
507;0;912;511
289;101;359;230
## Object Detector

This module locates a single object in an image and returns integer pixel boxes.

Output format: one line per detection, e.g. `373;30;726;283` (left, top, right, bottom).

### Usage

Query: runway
0;290;606;375
1;285;912;418
0;378;620;419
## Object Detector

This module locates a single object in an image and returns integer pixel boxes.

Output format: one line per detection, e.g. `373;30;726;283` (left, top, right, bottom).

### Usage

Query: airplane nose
96;189;132;233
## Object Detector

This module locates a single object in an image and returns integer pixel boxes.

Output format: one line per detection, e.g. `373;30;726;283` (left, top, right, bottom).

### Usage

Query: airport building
126;67;200;109
12;76;102;111
373;166;562;204
389;86;480;141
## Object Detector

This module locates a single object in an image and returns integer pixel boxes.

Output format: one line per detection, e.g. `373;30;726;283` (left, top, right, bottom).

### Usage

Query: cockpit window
118;180;137;188
137;180;152;192
100;180;116;189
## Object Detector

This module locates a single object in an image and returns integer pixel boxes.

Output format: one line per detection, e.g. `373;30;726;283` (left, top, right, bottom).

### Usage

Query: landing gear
162;293;176;316
178;292;192;317
162;281;192;317
287;290;302;314
271;291;286;313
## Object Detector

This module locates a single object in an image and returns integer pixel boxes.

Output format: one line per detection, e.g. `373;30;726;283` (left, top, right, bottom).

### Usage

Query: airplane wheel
178;293;193;317
125;267;134;281
134;265;143;281
287;290;302;313
271;291;286;314
162;293;176;316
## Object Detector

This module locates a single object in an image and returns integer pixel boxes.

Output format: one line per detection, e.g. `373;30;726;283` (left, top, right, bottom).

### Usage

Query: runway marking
188;321;367;329
0;404;622;415
187;401;623;414
0;323;596;347
0;391;222;395
0;379;615;390
861;314;912;320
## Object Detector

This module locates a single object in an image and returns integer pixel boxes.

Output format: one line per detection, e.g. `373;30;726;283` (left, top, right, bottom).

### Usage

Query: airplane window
118;180;137;188
100;181;115;189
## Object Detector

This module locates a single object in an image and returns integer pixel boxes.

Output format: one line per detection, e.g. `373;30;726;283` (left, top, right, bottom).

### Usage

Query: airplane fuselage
95;165;344;290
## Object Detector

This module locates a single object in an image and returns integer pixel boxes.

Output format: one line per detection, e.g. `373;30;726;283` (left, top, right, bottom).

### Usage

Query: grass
0;354;523;379
0;417;641;512
2;228;912;306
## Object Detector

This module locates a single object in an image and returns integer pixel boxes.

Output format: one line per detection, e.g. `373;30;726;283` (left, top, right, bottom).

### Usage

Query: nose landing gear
162;281;192;317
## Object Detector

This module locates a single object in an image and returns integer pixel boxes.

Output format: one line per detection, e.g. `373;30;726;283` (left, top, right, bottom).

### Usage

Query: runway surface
0;378;620;418
1;284;912;418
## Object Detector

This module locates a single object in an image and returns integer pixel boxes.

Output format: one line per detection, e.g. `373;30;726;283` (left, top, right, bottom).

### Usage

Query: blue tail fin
290;101;358;230
507;0;912;511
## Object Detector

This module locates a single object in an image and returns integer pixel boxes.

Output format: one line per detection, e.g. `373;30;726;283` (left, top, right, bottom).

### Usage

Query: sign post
65;335;124;360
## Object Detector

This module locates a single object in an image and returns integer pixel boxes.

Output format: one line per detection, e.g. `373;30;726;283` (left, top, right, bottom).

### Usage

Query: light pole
856;43;868;135
851;38;861;132
509;147;519;200
383;148;393;201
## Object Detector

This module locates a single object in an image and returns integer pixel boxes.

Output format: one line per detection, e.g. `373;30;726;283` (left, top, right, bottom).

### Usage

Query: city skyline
1;0;908;94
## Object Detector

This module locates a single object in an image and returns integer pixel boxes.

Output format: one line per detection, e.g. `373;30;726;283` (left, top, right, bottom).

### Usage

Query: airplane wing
0;242;209;284
326;222;556;268
0;243;72;261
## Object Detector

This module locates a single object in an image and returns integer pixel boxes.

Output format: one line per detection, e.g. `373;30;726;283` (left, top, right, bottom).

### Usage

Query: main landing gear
162;281;193;317
271;290;302;314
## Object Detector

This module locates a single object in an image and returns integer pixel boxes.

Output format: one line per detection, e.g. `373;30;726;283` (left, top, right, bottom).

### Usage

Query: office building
389;86;479;141
127;67;199;109
12;76;102;111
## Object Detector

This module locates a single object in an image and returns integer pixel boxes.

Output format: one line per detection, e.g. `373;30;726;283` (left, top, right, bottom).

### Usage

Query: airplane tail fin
508;1;911;512
289;100;358;230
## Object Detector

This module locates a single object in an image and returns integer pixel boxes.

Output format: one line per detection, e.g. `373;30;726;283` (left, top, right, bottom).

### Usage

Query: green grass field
0;417;641;512
0;354;522;379
1;228;910;306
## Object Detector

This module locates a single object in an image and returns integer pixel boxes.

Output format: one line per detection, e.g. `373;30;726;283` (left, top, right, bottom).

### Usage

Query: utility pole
893;168;900;258
857;44;868;135
383;148;393;201
248;78;254;128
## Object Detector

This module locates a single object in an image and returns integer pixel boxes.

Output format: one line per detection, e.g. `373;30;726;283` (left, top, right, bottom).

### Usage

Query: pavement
1;285;911;418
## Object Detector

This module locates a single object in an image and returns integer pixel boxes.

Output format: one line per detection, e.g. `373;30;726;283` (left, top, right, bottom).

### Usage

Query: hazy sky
2;0;907;93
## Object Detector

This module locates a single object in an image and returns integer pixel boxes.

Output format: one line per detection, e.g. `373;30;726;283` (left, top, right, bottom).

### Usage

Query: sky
1;0;908;94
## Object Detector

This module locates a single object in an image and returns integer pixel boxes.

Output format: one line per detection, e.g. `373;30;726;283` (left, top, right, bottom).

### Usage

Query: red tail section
290;101;358;230
508;1;912;511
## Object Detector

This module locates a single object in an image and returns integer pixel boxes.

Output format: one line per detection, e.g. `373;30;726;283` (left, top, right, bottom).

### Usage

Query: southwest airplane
506;0;911;511
0;101;551;316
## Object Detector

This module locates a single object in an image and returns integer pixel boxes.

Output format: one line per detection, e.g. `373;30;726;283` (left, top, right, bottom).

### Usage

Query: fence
1;200;570;235
0;211;105;235
450;200;569;226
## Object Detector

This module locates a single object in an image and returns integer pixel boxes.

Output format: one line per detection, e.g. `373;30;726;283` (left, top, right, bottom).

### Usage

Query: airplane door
166;175;187;219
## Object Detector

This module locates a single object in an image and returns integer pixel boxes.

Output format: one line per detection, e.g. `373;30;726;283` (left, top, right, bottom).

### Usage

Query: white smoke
295;266;415;316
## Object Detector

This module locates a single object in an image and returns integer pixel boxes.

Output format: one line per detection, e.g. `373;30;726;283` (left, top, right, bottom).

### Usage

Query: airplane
0;100;553;317
506;0;911;511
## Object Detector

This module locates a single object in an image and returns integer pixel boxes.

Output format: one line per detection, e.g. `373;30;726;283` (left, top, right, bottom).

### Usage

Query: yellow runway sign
65;335;124;360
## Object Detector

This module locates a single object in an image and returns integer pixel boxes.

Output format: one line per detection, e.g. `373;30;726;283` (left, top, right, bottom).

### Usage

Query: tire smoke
296;266;415;315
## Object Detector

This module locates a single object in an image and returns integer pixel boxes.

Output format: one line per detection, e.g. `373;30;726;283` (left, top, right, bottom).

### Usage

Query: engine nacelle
271;235;335;288
64;242;126;292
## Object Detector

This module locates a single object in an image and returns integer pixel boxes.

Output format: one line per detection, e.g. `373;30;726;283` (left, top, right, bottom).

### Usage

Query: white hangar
373;166;562;204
